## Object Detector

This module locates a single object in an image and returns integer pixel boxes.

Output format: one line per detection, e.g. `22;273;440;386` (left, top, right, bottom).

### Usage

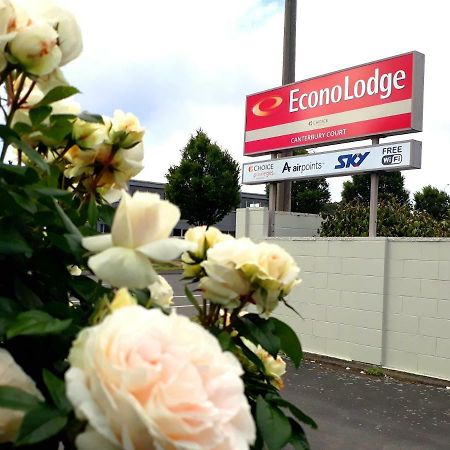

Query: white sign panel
242;140;422;185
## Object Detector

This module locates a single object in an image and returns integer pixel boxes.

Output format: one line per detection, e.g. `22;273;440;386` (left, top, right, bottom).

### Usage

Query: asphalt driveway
283;360;450;450
166;272;450;449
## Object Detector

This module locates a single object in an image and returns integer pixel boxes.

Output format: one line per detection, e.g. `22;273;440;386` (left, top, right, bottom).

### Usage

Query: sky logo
335;152;370;169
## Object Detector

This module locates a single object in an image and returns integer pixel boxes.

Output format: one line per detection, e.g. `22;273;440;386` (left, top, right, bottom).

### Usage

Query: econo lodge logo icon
252;96;283;117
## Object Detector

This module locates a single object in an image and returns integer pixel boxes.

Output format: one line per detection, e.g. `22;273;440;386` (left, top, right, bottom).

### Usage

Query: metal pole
369;137;380;237
268;177;277;237
276;0;297;212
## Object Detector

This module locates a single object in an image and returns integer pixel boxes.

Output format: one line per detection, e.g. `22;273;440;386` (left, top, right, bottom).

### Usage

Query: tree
414;185;450;221
341;171;410;205
291;177;331;214
165;130;240;226
265;149;331;214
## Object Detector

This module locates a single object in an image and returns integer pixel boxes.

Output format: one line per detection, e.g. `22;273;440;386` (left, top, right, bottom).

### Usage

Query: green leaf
78;111;104;124
13;121;33;135
256;396;291;450
14;280;43;309
53;199;82;239
288;418;311;450
216;331;234;351
0;224;32;256
9;190;37;214
6;310;72;339
0;125;49;173
184;286;202;316
0;386;42;411
70;276;109;304
266;396;317;429
29;105;52;127
0;296;22;334
42;370;72;414
35;86;80;107
87;195;99;227
98;203;115;227
16;405;67;446
40;120;73;143
49;114;77;124
269;317;303;367
34;187;71;198
234;314;280;358
239;339;266;374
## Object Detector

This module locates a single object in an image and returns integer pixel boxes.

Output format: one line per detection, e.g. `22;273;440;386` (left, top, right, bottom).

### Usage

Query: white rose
82;191;193;289
0;0;15;35
182;226;233;278
108;110;144;149
200;238;257;309
0;348;43;443
9;22;61;75
206;237;259;268
148;275;173;308
66;307;255;450
240;242;300;295
36;68;68;94
37;3;82;66
0;0;16;71
64;141;143;189
241;338;286;389
96;143;144;189
237;242;301;316
72;119;108;149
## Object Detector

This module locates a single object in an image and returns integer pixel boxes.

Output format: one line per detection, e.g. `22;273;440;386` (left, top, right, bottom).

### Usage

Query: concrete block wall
383;239;450;380
236;207;269;242
236;208;321;240
273;211;322;237
272;238;386;366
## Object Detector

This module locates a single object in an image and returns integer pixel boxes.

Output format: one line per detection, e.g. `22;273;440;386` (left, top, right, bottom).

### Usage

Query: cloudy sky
57;0;448;201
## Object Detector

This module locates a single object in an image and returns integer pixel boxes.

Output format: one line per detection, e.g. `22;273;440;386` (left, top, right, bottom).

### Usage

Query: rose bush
0;1;315;449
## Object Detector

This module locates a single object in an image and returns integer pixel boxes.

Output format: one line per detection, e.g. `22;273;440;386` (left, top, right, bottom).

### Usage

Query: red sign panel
244;52;424;156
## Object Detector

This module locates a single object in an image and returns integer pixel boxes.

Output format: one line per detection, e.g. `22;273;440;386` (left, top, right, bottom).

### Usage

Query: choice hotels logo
252;96;283;117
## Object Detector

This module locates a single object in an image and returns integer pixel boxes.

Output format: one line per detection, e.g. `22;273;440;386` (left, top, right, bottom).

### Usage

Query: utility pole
269;0;297;233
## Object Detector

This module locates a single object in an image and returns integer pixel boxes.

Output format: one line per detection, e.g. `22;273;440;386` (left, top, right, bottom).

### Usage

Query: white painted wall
237;211;450;381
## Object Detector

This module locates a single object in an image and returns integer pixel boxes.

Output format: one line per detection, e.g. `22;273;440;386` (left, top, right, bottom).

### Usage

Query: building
128;179;268;236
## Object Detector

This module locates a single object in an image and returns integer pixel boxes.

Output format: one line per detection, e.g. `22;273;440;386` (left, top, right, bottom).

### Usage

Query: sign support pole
369;137;380;237
268;176;276;237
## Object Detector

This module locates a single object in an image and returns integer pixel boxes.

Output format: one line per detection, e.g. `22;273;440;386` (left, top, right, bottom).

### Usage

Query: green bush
320;200;450;237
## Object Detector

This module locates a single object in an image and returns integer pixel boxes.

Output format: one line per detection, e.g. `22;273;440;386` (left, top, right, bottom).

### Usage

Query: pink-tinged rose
66;306;255;450
0;349;43;443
